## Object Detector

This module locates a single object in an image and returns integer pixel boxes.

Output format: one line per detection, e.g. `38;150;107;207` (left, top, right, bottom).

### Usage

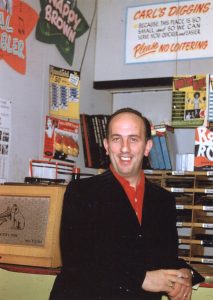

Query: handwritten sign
125;0;213;64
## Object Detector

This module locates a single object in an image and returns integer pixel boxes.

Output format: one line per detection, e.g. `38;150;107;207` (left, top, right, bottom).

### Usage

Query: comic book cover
43;116;79;163
172;75;207;128
194;126;213;170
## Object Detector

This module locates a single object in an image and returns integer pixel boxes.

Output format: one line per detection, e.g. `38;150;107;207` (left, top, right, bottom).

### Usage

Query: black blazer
50;170;203;300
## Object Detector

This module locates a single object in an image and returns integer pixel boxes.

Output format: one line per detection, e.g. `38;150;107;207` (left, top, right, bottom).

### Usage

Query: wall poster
43;115;79;163
49;65;80;120
125;0;213;64
194;126;213;171
172;75;207;128
0;98;11;183
36;0;89;65
0;0;38;74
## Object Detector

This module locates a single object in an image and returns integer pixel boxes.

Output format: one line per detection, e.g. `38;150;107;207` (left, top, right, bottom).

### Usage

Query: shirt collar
109;164;144;189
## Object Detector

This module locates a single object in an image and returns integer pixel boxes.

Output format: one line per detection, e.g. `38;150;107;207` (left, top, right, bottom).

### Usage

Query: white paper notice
0;99;11;182
125;0;213;64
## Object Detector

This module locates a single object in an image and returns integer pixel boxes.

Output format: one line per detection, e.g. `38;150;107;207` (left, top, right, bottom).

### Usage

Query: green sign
36;0;89;65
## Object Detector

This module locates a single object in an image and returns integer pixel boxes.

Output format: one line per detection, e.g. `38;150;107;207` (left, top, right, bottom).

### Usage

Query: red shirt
110;165;145;225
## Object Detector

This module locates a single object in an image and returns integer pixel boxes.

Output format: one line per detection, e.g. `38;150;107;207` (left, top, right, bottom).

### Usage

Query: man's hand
142;268;192;299
168;268;192;300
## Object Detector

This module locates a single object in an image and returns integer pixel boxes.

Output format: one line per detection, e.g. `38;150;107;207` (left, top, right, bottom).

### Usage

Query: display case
145;170;213;277
0;184;66;268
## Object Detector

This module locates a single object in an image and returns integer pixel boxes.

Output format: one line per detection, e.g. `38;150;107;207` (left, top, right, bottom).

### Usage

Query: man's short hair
106;107;151;140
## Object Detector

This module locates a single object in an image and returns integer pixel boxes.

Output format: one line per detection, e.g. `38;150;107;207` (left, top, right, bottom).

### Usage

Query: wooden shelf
145;170;213;277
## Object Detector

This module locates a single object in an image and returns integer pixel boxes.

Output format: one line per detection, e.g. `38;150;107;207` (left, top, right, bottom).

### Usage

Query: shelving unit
144;170;213;278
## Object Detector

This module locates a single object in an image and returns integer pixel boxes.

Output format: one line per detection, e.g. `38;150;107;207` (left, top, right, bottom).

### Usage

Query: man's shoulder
67;169;115;191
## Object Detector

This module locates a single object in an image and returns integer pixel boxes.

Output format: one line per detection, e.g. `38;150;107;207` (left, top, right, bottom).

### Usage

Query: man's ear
144;139;153;157
103;138;109;155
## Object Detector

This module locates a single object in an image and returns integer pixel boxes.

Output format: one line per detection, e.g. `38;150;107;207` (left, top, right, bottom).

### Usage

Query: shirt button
138;234;142;238
135;198;138;202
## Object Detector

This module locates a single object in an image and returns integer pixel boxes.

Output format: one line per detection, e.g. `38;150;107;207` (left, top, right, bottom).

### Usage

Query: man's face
103;112;152;184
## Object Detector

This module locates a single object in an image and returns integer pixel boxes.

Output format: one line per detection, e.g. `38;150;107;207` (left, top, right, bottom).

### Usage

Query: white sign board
0;99;11;182
125;0;213;64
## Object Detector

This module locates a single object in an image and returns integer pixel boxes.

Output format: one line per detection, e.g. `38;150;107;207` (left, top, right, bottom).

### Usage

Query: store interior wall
0;1;212;299
0;0;112;183
1;0;212;182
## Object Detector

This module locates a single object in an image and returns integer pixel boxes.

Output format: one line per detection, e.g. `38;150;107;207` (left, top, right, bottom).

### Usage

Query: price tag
204;189;213;194
202;258;213;264
176;205;184;209
202;223;213;228
203;206;213;211
207;171;213;176
171;188;184;193
144;170;154;174
176;222;183;227
172;171;185;175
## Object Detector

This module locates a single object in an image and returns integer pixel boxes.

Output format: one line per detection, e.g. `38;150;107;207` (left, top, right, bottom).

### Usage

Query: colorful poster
125;0;213;64
0;98;11;183
194;126;213;171
49;65;80;120
172;75;206;128
36;0;89;65
0;0;38;74
43;115;79;163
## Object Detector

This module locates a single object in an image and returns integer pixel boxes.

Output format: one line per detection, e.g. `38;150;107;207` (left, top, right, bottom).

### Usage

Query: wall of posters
0;98;11;183
125;0;213;64
49;65;80;120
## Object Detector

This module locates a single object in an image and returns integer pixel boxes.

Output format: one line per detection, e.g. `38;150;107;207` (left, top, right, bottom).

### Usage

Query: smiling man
50;107;203;300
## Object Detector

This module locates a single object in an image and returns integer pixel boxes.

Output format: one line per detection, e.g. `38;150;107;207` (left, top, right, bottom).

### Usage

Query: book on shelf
194;126;213;171
148;124;177;170
152;135;165;169
159;135;172;170
176;153;195;172
80;114;110;169
148;140;160;170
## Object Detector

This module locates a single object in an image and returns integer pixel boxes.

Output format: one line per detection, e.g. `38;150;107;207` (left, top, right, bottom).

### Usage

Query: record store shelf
144;170;213;279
